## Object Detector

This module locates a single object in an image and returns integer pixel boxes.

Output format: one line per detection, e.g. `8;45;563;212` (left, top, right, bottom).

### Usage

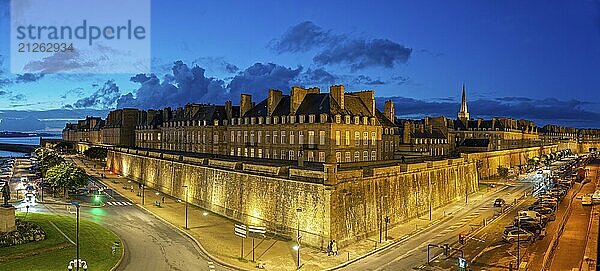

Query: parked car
503;229;534;242
592;191;600;204
513;219;543;234
582;194;593;206
518;211;544;223
528;206;556;221
494;198;506;207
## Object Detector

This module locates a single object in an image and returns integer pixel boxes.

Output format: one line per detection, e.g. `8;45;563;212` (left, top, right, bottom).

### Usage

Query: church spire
458;84;470;121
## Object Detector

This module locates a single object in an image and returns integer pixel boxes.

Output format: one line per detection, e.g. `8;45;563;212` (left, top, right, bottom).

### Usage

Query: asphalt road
338;173;544;271
17;168;230;271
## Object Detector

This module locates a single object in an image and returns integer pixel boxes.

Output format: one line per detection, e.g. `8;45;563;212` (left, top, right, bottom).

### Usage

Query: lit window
335;131;341;146
320;131;326;145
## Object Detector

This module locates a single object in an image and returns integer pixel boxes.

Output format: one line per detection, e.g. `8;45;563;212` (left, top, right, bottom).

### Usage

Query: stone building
453;86;541;151
101;108;140;147
61;117;104;144
396;117;451;158
132;85;400;164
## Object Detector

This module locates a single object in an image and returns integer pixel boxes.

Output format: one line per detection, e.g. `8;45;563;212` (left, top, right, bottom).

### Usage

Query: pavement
69;155;542;271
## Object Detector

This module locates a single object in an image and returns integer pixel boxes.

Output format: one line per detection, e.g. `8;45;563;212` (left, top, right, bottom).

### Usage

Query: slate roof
459;138;490;148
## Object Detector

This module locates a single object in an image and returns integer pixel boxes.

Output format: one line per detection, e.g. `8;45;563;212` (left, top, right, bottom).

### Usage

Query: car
503;229;534;243
592;191;600;204
528;206;556;221
582;195;593;206
494;198;506;207
513;219;543;234
518;211;544;223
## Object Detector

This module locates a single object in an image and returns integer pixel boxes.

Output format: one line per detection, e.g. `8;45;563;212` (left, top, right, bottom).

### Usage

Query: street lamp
182;185;189;229
295;207;302;270
71;201;81;271
141;184;145;205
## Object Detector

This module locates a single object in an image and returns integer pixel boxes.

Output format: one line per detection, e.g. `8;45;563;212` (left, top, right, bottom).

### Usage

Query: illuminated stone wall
107;149;330;247
463;144;558;179
328;158;479;247
558;141;600;154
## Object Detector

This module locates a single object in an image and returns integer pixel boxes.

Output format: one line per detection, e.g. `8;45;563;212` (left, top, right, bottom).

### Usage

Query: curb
109;230;126;271
95;177;250;271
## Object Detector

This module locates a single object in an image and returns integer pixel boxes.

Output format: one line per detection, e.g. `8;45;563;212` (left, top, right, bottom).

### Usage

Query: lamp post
182;185;189;229
296;207;302;270
141;184;145;205
72;202;80;271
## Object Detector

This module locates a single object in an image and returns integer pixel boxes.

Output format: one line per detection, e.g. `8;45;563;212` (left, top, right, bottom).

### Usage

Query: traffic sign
234;224;247;238
248;225;266;234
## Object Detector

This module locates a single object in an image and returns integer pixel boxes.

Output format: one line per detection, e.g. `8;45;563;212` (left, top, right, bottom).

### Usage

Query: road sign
458;257;467;268
248;225;266;238
234;224;247;238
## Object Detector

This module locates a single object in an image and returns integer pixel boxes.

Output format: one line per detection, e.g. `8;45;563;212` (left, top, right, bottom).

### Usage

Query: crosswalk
106;201;133;206
433;212;480;239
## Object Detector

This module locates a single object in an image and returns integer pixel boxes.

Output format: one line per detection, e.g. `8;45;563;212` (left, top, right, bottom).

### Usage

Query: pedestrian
111;244;116;254
332;240;338;256
130;185;134;192
162;196;165;203
327;240;332;256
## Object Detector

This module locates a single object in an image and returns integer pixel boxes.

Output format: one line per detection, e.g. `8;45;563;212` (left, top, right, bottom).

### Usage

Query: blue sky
1;0;600;131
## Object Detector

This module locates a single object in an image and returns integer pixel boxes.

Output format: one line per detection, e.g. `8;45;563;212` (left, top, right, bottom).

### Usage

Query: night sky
0;0;599;131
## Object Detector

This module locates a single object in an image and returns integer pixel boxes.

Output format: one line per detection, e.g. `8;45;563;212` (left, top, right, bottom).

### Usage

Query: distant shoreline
0;132;60;138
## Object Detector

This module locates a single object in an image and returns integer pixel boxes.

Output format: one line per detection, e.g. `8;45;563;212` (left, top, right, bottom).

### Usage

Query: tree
46;163;89;197
53;141;75;154
497;166;509;179
36;149;64;176
83;147;107;160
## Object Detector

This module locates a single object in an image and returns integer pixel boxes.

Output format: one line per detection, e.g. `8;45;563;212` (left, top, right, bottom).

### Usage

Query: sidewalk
73;156;501;271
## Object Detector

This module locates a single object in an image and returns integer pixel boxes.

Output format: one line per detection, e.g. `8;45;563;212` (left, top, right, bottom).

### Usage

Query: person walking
327;240;332;256
332;240;338;256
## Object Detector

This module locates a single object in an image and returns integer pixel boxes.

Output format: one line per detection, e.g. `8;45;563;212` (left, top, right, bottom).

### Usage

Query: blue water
0;135;61;157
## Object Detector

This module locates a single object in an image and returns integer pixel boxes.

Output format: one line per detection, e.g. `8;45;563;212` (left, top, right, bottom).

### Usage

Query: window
258;131;262;143
319;152;325;162
266;131;270;143
265;149;270;159
290;131;295;144
273;116;279;124
335;131;341;146
335;115;341;124
258;117;263;124
354;151;360;162
345;152;351;163
258;149;263;158
371;132;376;145
355;132;360;146
230;148;235;156
273;150;278;159
371;151;376;161
281;150;287;160
157;133;161;141
308;151;314;162
281;116;286;124
345;131;350;145
290;116;295;123
309;115;315;123
237;147;241;156
363;151;368;161
363;116;368;125
320;114;327;123
319;131;326;145
281;131;286;144
354;116;360;124
244;148;248;157
345;115;351;124
289;150;295;160
266;117;271;125
336;152;341;163
237;131;242;143
273;131;278;144
203;133;206;144
299;115;305;123
363;132;368;145
299;131;304;144
308;131;315;145
385;142;389;152
250;148;255;157
231;131;235;143
213;133;219;144
250;132;255;144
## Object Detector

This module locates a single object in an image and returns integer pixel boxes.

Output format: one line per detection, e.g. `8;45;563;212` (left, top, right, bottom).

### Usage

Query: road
15;157;231;271
338;173;545;271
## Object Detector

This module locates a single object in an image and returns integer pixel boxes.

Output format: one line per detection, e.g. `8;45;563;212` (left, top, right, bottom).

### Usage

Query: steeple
457;84;470;122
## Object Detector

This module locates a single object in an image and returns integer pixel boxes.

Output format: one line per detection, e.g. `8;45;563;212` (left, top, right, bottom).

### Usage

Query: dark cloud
0;90;8;96
191;57;240;74
227;62;303;100
392;75;411;85
10;94;26;102
117;61;303;109
269;21;341;53
353;75;386;85
73;80;121;108
314;39;412;71
23;51;96;73
15;73;45;83
0;78;11;88
298;68;337;85
60;88;85;99
117;61;227;109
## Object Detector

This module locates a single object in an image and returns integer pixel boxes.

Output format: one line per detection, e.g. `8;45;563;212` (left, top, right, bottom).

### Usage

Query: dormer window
258;117;263;124
214;120;219;126
335;115;341;124
266;117;271;124
363;116;368;125
290;115;295;123
345;115;351;124
281;116;286;124
274;116;279;124
299;115;305;123
320;114;328;123
251;117;256;125
309;115;315;123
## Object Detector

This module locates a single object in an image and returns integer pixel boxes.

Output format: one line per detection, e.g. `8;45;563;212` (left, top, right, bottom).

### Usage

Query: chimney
403;121;412;143
267;89;282;115
355;90;375;116
330;85;345;110
290;86;320;114
240;94;252;117
225;101;233;119
384;100;395;122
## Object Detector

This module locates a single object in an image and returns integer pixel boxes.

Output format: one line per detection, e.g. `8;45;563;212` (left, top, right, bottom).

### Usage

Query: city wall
558;141;600;154
463;144;558;179
106;148;479;248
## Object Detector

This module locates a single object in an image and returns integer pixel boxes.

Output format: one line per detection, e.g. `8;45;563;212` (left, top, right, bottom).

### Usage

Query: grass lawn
0;212;122;271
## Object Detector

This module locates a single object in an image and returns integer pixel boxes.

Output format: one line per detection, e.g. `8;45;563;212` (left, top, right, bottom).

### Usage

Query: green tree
497;166;509;179
46;163;89;197
83;147;107;160
53;141;75;154
36;149;64;176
